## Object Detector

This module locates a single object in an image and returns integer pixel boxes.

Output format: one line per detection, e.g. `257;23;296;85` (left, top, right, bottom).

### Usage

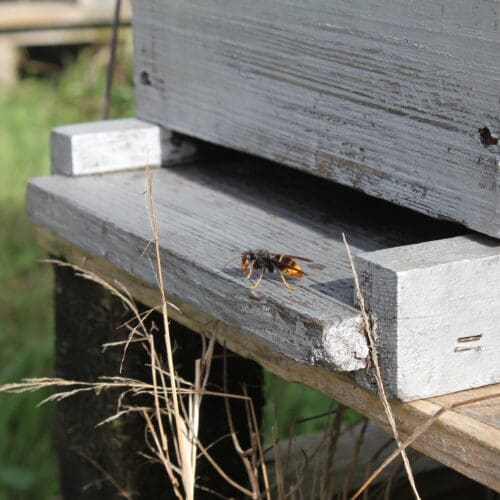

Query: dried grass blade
342;233;421;500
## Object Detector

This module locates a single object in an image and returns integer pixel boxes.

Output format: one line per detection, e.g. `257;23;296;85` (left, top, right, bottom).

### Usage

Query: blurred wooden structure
0;0;132;85
26;0;500;497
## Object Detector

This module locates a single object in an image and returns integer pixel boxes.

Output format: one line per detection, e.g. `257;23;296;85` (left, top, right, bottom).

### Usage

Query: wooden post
53;263;264;499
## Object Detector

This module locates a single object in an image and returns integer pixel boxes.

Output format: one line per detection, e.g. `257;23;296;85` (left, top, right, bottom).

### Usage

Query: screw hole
479;126;498;148
140;70;152;86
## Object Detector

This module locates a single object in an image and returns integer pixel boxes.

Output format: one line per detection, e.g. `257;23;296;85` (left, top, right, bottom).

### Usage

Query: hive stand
25;0;500;495
27;119;500;493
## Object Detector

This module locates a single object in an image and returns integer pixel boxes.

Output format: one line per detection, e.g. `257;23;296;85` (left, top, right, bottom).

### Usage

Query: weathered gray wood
26;156;464;388
51;119;197;176
132;0;500;237
356;235;500;400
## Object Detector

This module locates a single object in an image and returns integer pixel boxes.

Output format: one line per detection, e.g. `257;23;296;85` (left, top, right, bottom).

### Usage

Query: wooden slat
26;159;462;373
132;0;500;236
33;229;500;492
0;1;132;31
1;26;131;48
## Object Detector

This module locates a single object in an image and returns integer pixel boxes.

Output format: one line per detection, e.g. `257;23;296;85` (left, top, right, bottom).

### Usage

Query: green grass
262;376;361;442
0;48;134;500
0;46;358;499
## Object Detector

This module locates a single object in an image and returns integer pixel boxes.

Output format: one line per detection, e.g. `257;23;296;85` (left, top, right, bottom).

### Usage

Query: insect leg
249;269;264;289
245;261;254;279
279;271;296;291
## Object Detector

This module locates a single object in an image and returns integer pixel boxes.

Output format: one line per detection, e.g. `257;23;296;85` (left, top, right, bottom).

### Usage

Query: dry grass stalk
221;348;272;499
80;450;135;500
342;233;421;500
341;418;369;499
271;426;286;499
2;167;269;499
319;404;345;499
146;165;219;499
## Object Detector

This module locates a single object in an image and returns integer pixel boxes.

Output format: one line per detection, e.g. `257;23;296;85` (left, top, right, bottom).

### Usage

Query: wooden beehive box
133;0;500;237
27;0;500;402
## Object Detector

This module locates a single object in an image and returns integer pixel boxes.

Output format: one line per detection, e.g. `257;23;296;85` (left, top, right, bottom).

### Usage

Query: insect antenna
223;254;242;269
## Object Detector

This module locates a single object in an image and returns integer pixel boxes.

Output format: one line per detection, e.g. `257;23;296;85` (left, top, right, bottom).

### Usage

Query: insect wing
274;254;312;262
273;255;306;278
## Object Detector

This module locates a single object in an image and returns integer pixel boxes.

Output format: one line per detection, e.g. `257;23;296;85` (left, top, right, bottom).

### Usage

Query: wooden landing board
133;0;500;237
33;229;500;492
26;159;462;373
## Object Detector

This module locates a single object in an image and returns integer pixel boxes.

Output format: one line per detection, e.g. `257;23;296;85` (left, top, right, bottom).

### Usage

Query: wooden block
132;0;500;237
356;235;500;400
51;118;197;175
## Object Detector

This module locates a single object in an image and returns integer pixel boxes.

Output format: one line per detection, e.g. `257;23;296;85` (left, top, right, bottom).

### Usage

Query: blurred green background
0;46;135;499
0;45;358;499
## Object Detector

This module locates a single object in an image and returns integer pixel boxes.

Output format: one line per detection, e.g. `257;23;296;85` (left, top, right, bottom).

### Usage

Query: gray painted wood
132;0;500;237
51;118;197;175
28;153;481;399
356;235;500;400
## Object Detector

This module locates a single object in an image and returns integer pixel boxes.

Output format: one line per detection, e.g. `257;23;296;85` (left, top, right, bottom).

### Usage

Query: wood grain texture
356;235;500;400
132;0;500;236
26;158;462;375
34;229;500;492
51;119;197;176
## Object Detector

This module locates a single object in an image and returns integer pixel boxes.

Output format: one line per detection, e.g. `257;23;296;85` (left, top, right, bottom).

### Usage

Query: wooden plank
26;159;462;374
51;119;197;176
430;386;500;429
356;235;500;400
1;26;131;47
0;1;132;31
132;0;500;237
33;229;500;492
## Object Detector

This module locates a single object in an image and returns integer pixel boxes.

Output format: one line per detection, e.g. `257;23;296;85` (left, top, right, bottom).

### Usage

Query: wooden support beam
0;1;132;32
38;229;500;492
